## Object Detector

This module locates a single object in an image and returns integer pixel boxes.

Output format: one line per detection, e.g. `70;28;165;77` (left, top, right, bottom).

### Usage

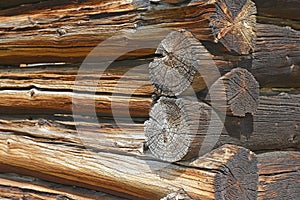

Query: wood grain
208;67;260;117
257;151;300;200
0;135;258;200
0;0;257;66
0;173;124;200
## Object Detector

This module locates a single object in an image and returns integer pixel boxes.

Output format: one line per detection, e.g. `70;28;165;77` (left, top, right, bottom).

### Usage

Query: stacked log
0;0;299;199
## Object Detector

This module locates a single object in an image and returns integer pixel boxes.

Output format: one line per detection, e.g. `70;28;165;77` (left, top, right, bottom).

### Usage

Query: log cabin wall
0;0;299;199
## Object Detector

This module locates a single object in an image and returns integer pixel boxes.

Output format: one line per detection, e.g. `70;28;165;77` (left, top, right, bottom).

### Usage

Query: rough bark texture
0;173;124;200
0;136;258;200
257;151;300;200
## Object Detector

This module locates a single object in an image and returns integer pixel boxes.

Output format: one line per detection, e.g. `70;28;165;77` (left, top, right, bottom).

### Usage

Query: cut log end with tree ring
145;96;213;162
213;144;258;200
209;67;260;117
149;29;212;96
210;0;257;55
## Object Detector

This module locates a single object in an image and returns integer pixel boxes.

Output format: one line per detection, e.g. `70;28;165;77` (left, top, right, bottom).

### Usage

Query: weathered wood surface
257;151;300;200
208;67;259;117
145;97;217;162
0;173;124;200
0;0;257;65
145;93;300;161
251;24;300;87
0;136;258;200
0;93;298;158
253;0;300;29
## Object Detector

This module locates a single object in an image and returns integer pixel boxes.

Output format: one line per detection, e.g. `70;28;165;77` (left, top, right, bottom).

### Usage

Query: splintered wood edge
213;144;258;200
210;0;257;54
148;29;205;96
210;67;259;117
145;96;211;162
160;188;193;200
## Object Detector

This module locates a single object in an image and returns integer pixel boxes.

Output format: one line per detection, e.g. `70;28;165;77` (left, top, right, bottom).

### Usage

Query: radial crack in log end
145;96;219;162
209;67;259;117
149;29;215;96
210;0;257;54
213;144;258;200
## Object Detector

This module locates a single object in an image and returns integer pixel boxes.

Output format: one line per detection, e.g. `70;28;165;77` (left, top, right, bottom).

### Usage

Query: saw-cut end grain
210;0;257;54
209;68;259;117
214;144;258;200
145;97;212;162
149;29;210;96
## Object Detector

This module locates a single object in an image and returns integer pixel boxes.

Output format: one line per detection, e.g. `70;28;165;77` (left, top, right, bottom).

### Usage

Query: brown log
254;0;300;20
0;24;298;109
0;135;258;200
253;0;300;30
0;93;298;153
0;173;123;200
207;67;260;117
0;0;257;65
251;24;300;88
257;151;300;200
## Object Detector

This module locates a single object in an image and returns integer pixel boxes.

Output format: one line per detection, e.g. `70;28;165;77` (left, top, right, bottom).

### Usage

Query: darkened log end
210;0;257;55
160;188;193;200
149;29;206;96
214;144;258;200
145;97;211;162
210;67;259;117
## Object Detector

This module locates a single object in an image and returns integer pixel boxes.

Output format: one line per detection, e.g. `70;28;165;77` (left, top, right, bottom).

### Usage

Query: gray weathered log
208;67;260;117
145;97;218;162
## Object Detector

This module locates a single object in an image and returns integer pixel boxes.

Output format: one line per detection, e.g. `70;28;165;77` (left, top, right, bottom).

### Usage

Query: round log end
145;97;211;162
210;0;257;55
210;68;259;117
149;29;206;96
214;144;258;200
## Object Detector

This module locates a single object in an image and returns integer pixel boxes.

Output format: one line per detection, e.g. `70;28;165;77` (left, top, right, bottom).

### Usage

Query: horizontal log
0;23;299;90
254;0;300;20
0;0;257;65
257;151;300;200
251;24;300;87
0;173;123;200
0;133;259;200
0;93;298;156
